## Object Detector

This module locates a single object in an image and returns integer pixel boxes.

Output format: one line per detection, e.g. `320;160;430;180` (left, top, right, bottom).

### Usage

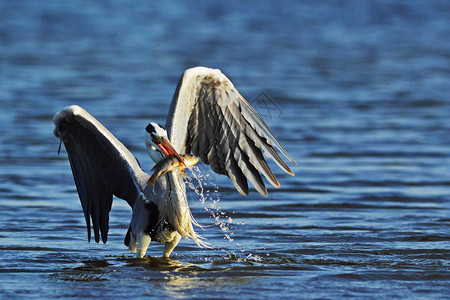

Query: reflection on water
1;0;449;299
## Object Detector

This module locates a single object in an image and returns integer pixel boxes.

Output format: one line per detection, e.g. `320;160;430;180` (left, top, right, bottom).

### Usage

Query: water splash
184;166;229;230
184;166;260;262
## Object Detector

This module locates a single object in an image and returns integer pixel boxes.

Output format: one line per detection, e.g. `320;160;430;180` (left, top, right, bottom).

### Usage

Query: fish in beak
148;154;199;186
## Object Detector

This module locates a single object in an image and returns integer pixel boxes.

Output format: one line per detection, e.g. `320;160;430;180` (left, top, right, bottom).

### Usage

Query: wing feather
165;67;296;197
54;105;148;243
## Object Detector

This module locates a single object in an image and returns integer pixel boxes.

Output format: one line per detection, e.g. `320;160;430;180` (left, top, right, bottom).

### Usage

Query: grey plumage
54;66;296;258
166;67;296;197
54;105;148;244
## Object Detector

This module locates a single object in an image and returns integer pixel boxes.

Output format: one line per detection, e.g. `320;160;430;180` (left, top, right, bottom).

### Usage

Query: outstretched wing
53;105;149;243
165;67;296;197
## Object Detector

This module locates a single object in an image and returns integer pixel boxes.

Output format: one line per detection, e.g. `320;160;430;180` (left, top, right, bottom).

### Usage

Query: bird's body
54;66;296;258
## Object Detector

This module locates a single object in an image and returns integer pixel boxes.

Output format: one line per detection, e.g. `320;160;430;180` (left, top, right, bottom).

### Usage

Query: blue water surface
0;1;449;299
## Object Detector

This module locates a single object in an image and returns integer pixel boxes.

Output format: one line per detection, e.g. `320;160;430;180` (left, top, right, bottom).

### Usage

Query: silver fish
148;154;199;186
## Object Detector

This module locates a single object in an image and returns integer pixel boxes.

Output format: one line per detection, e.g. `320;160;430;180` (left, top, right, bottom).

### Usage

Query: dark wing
53;105;149;243
165;67;296;197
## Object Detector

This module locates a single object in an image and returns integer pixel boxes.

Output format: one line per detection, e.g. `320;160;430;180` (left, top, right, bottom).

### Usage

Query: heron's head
145;122;180;163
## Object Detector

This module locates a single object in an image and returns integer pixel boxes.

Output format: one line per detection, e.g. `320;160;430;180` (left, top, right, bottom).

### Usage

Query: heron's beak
154;136;184;163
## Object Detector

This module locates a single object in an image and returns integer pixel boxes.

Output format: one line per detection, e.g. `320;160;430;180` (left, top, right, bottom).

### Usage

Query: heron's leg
136;232;151;258
163;233;181;258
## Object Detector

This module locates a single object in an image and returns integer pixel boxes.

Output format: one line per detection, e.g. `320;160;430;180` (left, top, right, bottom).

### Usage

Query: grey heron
53;67;296;258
